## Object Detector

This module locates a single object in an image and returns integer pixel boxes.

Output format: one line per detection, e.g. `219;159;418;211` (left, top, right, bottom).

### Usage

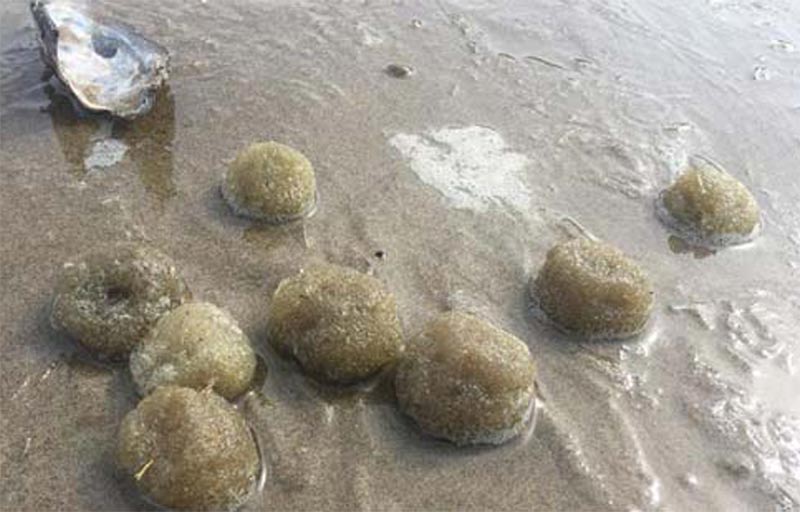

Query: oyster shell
31;0;169;119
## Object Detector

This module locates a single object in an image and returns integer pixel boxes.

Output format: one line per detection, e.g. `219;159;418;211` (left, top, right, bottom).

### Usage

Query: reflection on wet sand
666;235;715;259
113;89;177;201
43;78;99;175
46;83;177;201
242;222;309;254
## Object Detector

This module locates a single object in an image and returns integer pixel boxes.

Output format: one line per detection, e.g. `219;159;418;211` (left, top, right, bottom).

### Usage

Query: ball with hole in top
50;243;190;359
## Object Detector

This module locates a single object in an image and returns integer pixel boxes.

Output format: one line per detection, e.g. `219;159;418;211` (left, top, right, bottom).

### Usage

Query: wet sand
1;0;799;510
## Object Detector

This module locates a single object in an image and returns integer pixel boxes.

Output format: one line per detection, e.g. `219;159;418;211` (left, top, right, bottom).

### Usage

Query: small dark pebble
717;454;755;480
385;64;414;79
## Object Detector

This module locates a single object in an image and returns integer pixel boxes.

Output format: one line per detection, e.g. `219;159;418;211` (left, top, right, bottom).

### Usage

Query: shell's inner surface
31;0;169;118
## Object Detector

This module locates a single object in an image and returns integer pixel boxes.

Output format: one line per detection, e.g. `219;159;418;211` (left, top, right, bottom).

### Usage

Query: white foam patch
389;126;531;213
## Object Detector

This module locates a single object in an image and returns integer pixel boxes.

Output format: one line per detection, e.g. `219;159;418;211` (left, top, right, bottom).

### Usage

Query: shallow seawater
1;0;799;511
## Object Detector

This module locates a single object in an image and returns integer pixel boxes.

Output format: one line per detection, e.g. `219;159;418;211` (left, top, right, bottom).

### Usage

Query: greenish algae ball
395;312;536;445
51;244;191;359
130;302;257;400
532;238;653;339
222;141;317;223
117;386;260;511
267;263;403;384
659;159;760;246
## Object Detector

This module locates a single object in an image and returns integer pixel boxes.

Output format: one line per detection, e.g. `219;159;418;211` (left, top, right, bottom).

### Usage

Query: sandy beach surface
1;0;799;510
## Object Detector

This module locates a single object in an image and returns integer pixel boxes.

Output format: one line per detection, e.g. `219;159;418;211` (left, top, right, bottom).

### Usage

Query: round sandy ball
532;238;653;339
222;141;316;223
267;263;403;383
130;303;257;400
51;244;191;359
117;386;260;511
658;158;760;246
395;312;536;445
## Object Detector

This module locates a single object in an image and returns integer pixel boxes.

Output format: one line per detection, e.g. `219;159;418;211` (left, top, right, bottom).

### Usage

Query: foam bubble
389;125;531;214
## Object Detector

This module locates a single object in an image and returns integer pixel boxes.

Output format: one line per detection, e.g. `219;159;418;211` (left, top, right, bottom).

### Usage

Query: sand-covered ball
51;244;191;359
130;303;257;400
117;386;260;511
267;263;403;383
395;312;536;445
222;141;317;223
658;158;760;246
532;238;653;339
